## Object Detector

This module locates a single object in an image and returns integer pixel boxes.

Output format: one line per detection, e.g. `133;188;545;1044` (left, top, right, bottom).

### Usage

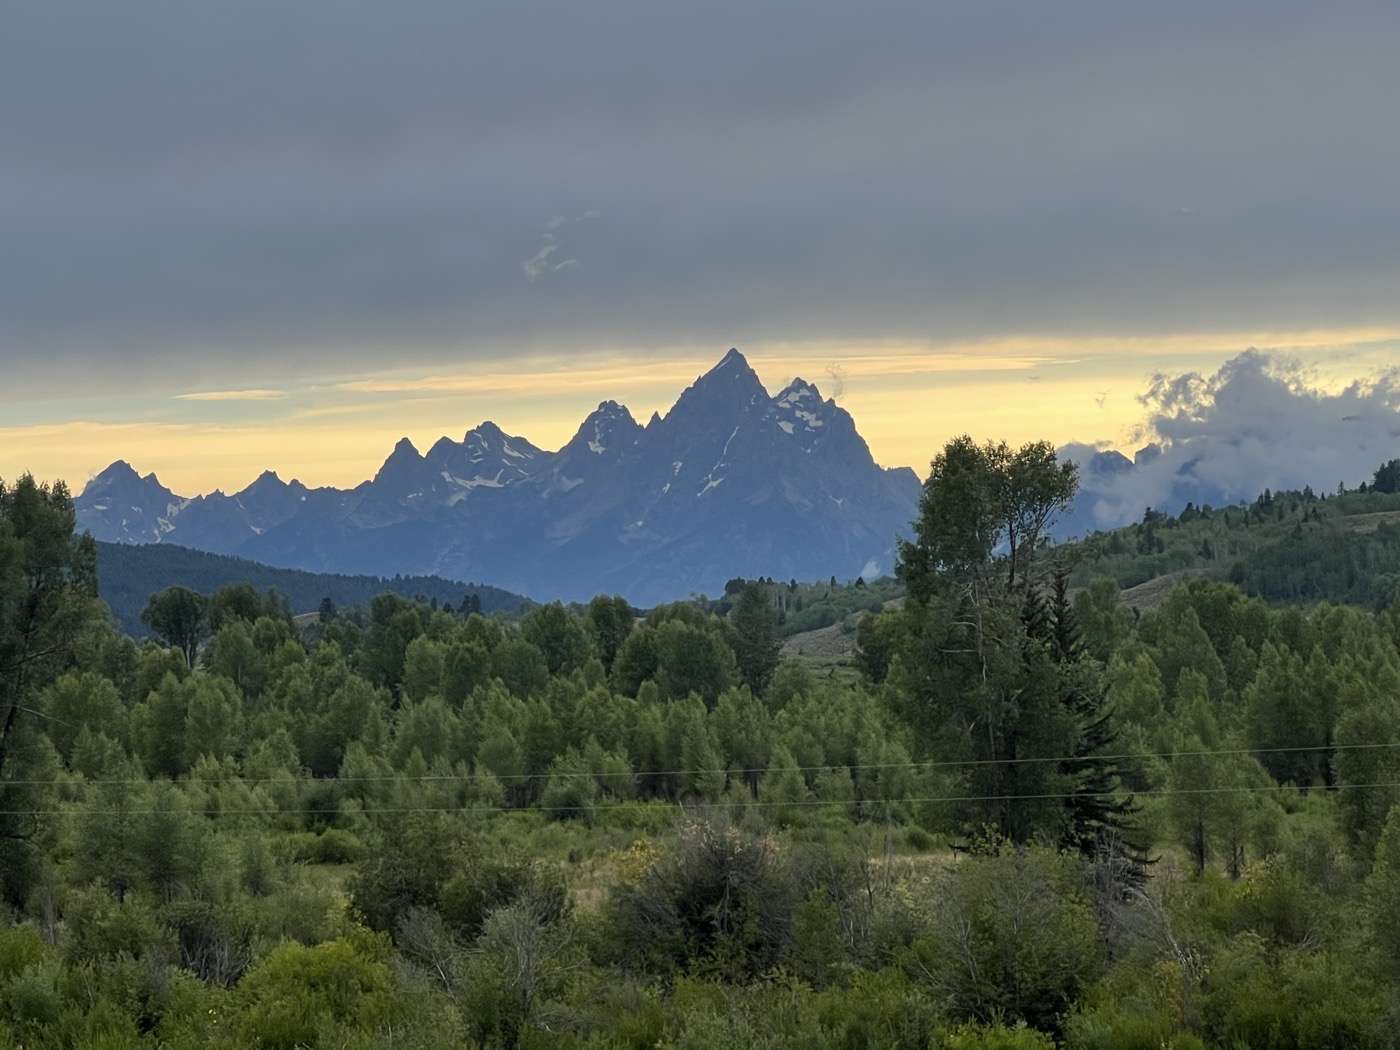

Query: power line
2;779;1396;819
1;739;1395;788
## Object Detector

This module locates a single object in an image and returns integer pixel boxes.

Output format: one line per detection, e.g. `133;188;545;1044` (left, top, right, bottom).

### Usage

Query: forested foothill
94;540;527;638
3;451;1400;1047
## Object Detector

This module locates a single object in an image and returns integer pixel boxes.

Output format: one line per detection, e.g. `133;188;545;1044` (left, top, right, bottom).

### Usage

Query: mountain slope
77;350;921;605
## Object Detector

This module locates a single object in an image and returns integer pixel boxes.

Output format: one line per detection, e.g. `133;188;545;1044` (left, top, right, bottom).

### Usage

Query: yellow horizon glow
5;325;1398;495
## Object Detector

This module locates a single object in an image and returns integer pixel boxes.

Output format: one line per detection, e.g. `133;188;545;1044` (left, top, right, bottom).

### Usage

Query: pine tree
1036;569;1150;885
1047;569;1082;664
731;582;780;695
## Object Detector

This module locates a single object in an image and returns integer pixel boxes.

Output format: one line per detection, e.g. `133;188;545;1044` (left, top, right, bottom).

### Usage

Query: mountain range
76;349;922;605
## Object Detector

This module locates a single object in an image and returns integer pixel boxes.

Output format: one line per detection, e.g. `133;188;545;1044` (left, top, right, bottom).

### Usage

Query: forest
93;541;527;638
4;445;1400;1048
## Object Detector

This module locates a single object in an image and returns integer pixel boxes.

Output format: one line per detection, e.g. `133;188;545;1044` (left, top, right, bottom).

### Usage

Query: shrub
902;847;1103;1030
609;819;794;979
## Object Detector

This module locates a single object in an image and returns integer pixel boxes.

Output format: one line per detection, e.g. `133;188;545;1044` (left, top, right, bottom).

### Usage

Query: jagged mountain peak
86;459;174;499
76;347;922;604
776;376;825;403
562;400;643;459
463;422;542;462
590;398;631;418
711;346;748;370
1088;449;1133;476
95;459;140;482
697;347;761;387
467;420;507;442
372;438;427;490
427;436;458;460
243;468;285;490
238;468;310;501
663;348;769;429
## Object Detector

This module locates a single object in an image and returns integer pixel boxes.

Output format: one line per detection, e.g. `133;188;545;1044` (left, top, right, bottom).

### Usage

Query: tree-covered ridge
94;539;529;637
1064;459;1400;607
6;456;1400;1046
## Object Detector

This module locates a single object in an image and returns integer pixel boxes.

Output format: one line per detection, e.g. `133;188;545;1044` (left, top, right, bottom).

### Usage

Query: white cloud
1069;350;1400;527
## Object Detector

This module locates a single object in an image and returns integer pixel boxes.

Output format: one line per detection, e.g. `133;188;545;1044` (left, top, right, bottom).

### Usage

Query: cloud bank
1064;351;1400;527
3;2;1400;398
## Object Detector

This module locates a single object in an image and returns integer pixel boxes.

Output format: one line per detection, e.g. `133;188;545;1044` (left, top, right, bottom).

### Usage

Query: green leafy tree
1365;805;1400;977
1245;643;1325;785
761;743;810;825
358;593;425;691
586;594;634;670
140;585;208;668
611;623;660;696
522;602;595;675
490;637;550;698
898;436;1076;600
0;476;103;780
38;671;126;764
653;619;736;705
131;672;192;777
208;582;289;631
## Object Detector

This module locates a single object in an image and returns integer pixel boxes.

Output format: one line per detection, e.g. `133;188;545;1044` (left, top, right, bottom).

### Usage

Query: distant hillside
1062;485;1400;609
95;541;529;636
763;477;1400;637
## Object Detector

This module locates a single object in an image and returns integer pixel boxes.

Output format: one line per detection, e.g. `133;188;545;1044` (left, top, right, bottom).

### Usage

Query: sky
3;2;1400;495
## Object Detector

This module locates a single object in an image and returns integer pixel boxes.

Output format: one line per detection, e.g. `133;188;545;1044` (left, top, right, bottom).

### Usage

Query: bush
609;819;794;979
310;828;365;865
902;847;1103;1030
232;932;397;1050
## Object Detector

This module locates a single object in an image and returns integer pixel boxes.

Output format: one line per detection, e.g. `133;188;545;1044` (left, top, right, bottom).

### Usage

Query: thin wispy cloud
174;388;286;402
522;210;599;281
523;243;560;282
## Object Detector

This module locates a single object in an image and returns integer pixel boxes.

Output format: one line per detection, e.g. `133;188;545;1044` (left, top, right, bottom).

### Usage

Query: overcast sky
3;2;1400;491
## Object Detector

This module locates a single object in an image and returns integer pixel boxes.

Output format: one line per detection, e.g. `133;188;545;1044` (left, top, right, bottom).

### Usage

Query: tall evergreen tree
1037;569;1150;885
731;581;780;696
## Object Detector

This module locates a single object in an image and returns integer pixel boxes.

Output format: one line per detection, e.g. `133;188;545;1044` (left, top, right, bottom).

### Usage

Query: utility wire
0;739;1394;788
2;779;1396;818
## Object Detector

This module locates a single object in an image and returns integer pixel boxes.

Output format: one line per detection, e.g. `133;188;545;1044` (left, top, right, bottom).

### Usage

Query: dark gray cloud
1064;351;1400;527
3;1;1400;394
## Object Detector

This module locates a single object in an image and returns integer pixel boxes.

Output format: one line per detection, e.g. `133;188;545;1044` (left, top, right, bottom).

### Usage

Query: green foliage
730;581;780;695
232;933;396;1049
903;847;1103;1030
140;586;209;668
899;435;1077;599
4;460;1400;1047
609;820;795;979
